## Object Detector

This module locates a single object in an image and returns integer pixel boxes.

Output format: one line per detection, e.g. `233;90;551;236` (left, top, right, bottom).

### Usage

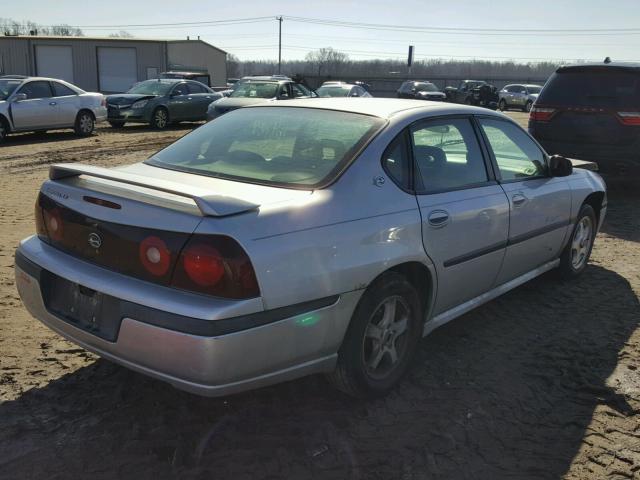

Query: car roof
248;97;505;119
140;78;185;84
557;61;640;72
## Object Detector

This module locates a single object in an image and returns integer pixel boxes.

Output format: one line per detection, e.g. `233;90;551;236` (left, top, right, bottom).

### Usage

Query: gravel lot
0;113;639;479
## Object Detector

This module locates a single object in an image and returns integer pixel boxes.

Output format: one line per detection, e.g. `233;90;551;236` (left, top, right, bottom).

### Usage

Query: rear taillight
35;197;47;239
617;111;640;126
172;235;259;299
101;97;106;107
529;106;556;122
42;207;64;242
139;236;171;276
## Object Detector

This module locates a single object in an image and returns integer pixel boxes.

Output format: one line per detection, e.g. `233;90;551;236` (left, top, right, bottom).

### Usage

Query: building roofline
166;39;227;54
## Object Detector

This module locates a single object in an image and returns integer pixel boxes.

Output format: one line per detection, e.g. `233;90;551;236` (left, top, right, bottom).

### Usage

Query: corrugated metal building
0;36;227;92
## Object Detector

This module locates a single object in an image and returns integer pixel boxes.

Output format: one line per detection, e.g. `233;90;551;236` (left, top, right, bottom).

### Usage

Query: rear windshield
538;69;640;107
230;82;279;98
416;83;438;92
146;107;385;188
316;86;350;97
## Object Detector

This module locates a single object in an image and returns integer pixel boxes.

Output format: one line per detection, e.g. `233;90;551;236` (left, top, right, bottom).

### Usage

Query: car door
512;85;526;107
411;117;510;315
477;117;572;284
186;82;216;119
51;81;80;127
10;81;58;130
167;82;190;120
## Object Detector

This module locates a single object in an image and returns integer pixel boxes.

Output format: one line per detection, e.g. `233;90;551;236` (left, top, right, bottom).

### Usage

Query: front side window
292;84;311;97
171;83;189;96
479;118;546;181
52;82;77;97
19;81;52;99
411;118;488;193
187;82;208;94
147;107;385;187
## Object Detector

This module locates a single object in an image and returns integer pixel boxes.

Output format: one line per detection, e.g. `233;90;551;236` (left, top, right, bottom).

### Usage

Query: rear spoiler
49;163;259;217
569;158;599;172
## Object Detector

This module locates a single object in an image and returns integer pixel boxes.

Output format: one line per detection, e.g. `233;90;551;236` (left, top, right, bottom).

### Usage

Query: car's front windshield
230;82;279;98
0;79;22;100
417;83;438;92
527;86;541;94
147;107;385;187
127;81;173;96
316;86;350;97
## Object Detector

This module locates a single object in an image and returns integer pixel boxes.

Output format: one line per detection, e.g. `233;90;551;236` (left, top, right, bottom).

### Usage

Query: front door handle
428;210;450;227
49;101;57;106
512;193;527;206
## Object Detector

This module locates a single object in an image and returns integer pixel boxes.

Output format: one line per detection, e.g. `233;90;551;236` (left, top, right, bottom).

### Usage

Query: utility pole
278;16;283;74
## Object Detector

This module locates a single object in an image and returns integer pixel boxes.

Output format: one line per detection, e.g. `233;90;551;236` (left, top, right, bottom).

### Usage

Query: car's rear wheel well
583;191;605;225
387;262;433;318
77;109;95;120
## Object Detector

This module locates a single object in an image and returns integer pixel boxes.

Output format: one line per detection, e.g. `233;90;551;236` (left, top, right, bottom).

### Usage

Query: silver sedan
0;76;106;142
15;99;606;398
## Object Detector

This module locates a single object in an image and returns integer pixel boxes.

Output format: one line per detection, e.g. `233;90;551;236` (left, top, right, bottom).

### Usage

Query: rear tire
499;99;507;111
74;111;95;136
150;107;169;130
326;272;422;398
558;204;597;279
524;100;533;112
109;121;126;128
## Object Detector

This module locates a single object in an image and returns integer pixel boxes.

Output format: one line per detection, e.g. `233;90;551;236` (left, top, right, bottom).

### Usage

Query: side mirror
549;155;573;177
12;93;27;102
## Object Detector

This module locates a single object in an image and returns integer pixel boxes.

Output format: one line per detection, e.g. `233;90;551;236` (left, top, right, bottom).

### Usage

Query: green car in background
106;79;222;129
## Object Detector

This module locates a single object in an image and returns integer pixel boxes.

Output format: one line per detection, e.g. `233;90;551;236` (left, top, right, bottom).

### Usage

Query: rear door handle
49;101;57;106
512;193;527;206
428;210;450;227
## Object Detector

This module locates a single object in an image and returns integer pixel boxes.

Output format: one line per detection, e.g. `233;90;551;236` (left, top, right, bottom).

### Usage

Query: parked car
207;76;315;121
529;60;640;170
444;80;488;104
0;75;106;142
159;71;211;87
106;79;221;129
16;98;606;398
322;80;372;93
498;84;542;112
397;81;446;101
316;83;372;98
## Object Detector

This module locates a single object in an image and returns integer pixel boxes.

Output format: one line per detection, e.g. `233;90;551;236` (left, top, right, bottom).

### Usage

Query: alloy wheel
155;109;168;129
362;295;410;380
571;216;593;269
79;114;94;134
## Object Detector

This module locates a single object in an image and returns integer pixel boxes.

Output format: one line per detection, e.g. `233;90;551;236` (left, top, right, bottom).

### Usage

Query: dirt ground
0;113;639;480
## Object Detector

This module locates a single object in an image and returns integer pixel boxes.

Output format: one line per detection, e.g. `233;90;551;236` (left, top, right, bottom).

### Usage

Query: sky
5;0;640;64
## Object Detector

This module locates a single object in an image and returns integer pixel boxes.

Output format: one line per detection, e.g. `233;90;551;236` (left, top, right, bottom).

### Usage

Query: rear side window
479;118;546;181
19;81;52;99
52;82;77;97
187;82;208;94
411;118;488;193
383;134;411;190
539;69;640;107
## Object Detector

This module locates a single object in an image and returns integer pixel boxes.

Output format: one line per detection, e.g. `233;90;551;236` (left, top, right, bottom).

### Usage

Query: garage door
35;45;74;83
97;47;137;93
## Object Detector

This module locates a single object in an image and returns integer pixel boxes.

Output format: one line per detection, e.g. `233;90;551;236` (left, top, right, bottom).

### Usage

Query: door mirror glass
548;155;573;177
12;93;27;102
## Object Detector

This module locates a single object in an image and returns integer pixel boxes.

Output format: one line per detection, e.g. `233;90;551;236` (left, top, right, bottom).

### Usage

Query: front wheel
558;204;597;279
150;108;169;130
74;111;95;136
498;99;507;111
326;272;422;398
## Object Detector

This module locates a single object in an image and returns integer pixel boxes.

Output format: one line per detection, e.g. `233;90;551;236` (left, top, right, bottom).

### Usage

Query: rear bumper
15;236;361;396
93;106;108;123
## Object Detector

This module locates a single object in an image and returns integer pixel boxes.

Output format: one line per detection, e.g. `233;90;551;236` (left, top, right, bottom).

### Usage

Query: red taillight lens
139;236;171;276
35;197;47;238
101;97;107;107
172;235;259;299
182;244;225;287
617;111;640;125
42;207;64;242
529;106;556;122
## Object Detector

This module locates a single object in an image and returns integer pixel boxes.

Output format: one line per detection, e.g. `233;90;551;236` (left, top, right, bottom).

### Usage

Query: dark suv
529;61;640;171
397;81;446;101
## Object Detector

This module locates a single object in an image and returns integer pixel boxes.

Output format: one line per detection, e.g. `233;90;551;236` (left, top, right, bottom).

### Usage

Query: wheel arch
76;108;95;120
582;191;606;225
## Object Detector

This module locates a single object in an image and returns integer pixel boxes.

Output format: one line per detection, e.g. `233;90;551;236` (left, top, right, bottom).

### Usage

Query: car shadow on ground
1;264;638;480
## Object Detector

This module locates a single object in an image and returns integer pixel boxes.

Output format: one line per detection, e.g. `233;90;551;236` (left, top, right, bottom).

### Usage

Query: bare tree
226;53;240;78
0;17;83;36
108;30;134;38
304;47;349;76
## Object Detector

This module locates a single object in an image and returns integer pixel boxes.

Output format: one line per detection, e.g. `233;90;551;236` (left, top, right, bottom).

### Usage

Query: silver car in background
498;83;542;112
15;99;606;398
0;75;106;142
